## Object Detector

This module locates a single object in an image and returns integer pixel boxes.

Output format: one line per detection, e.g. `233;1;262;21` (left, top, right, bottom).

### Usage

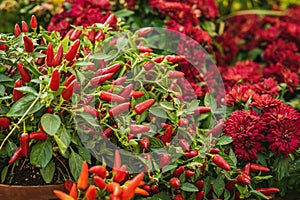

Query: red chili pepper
161;126;172;145
85;185;97;200
113;76;127;86
113;165;127;183
50;69;60;91
45;107;53;113
77;161;89;190
172;166;185;178
161;123;172;129
178;118;189;127
90;165;106;179
17;62;31;82
138;46;153;53
30;15;38;29
159;154;170;168
140;137;150;149
23;35;34;52
225;179;238;191
64;74;76;87
119;84;134;98
29;131;47;141
70;29;82;41
194;106;211;114
143;62;155;70
53;190;75;200
209;148;220;154
129;124;150;134
0;117;10;130
134;99;155;114
121;172;145;200
99;91;125;103
179;138;190;151
104;14;117;27
108;102;131;117
167;71;185;78
237;173;251;185
13;79;24;101
113;149;121;171
21;21;29;32
83;105;99;117
20;133;29;158
184;150;198;158
166;55;185;63
94;64;122;77
69;183;77;200
206;119;224;137
170;177;180;188
90;73;114;87
61;79;76;100
250;163;270;173
93;176;106;190
243;163;251;176
107;182;122;197
195;180;204;191
185;170;195;179
65;39;80;61
95;31;105;41
212;154;231;171
14;24;21;38
137;27;154;37
0;37;8;51
9;147;23;164
64;180;73;192
53;44;64;67
131;91;145;98
195;191;204;200
255;188;280;195
102;126;116;138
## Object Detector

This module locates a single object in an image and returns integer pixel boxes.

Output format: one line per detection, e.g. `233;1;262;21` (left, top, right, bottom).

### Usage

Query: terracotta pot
0;184;65;200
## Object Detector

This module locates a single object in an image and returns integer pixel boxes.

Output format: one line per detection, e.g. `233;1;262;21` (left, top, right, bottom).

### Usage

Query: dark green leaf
162;164;177;173
181;183;199;192
250;190;269;200
0;74;13;82
69;151;84;180
1;166;8;183
213;175;225;197
7;95;43;117
217;136;233;145
54;125;71;156
113;9;135;18
40;161;55;184
77;145;91;164
77;112;100;127
41;113;61;136
30;139;52;168
5;140;17;157
0;84;5;96
145;192;171;200
15;86;38;96
149;107;168;119
149;137;164;150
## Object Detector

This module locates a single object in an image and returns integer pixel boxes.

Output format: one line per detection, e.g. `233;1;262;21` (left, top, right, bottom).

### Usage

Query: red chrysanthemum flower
225;84;256;106
250;94;282;110
224;110;264;161
252;78;279;96
260;103;300;157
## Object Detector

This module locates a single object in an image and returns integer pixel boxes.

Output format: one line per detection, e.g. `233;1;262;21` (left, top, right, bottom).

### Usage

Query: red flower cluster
47;0;112;36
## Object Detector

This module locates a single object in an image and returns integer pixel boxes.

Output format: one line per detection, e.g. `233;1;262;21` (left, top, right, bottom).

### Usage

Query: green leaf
149;137;164;150
54;125;71;156
1;166;8;183
30;139;52;168
7;94;43;117
5;140;17;157
32;52;46;58
145;192;171;200
116;37;128;51
41;113;61;136
40;161;55;184
204;93;217;111
252;175;273;182
273;156;290;180
162;164;177;173
77;112;99;127
217;136;233;145
229;148;237;167
0;84;5;96
213;175;225;197
186;100;199;112
113;9;135;18
77;145;91;164
160;102;175;110
0;74;13;82
250;190;269;200
181;183;199;192
149;106;168;119
92;53;115;60
74;61;94;66
69;151;84;180
15;86;38;96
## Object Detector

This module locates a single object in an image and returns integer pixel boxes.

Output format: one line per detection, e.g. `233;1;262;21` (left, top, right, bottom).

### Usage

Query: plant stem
0;96;40;150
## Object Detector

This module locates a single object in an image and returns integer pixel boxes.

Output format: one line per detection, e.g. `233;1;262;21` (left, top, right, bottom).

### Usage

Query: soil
0;156;70;186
